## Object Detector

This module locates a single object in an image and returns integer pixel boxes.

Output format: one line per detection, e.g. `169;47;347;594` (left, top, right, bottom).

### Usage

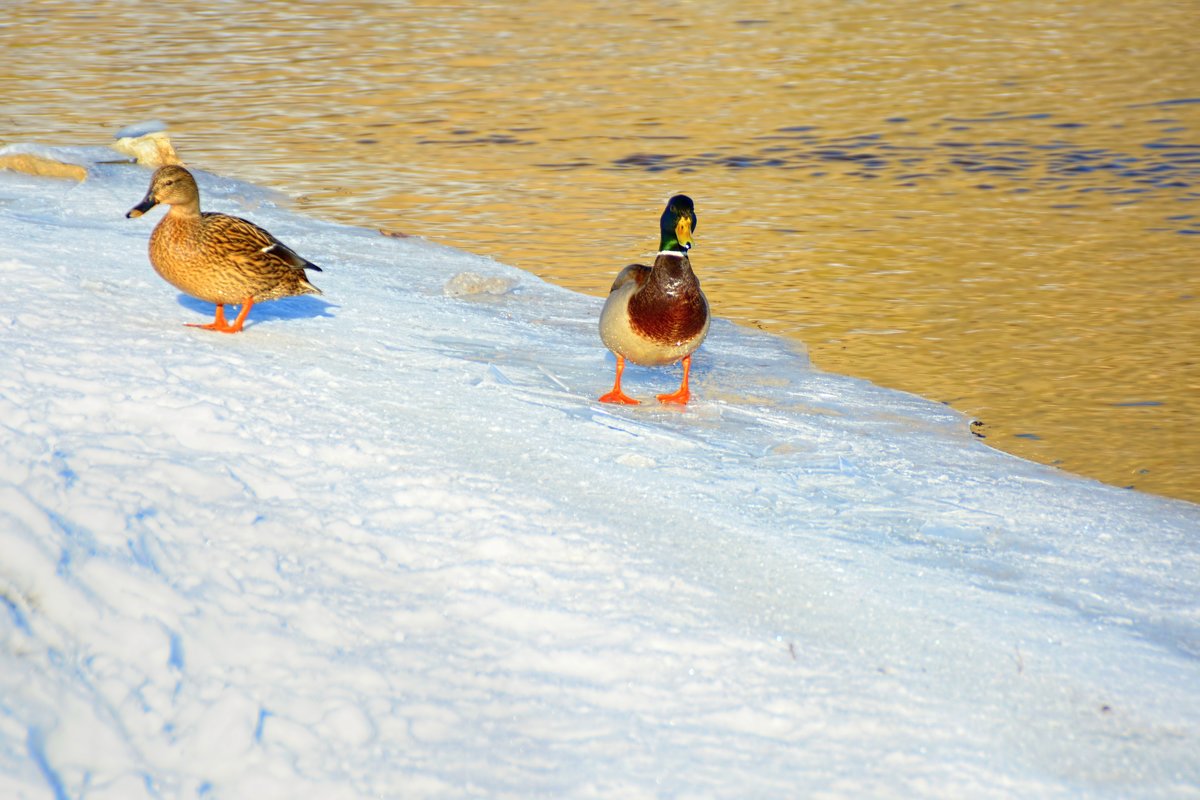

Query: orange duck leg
599;355;640;405
655;355;693;405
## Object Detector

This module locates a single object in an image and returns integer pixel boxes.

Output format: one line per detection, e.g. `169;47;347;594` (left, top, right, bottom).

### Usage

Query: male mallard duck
598;194;710;405
126;165;322;333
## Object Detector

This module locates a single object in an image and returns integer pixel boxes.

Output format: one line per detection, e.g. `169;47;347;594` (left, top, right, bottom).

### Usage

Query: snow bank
1;146;1197;798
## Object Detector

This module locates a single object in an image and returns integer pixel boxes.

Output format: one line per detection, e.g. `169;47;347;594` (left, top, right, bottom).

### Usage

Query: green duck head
658;194;697;253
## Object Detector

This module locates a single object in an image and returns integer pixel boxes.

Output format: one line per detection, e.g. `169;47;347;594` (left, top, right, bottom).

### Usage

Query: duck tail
300;275;323;296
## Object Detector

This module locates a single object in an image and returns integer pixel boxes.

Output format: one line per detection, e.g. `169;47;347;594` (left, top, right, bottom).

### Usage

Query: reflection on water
3;0;1198;502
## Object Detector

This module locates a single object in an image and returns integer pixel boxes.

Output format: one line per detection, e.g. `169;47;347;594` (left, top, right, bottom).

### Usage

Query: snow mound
0;146;1197;799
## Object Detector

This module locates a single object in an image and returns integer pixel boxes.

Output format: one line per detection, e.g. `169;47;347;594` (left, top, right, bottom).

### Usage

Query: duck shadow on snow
176;294;337;327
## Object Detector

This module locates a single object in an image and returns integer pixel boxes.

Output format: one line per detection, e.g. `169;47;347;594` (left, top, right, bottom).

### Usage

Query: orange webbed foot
655;387;690;405
599;390;641;405
186;301;253;334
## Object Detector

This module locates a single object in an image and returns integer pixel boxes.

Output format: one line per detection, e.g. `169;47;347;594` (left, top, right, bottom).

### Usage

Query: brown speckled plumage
127;165;321;332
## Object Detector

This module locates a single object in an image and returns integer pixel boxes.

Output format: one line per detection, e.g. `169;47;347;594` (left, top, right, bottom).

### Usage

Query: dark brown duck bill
125;195;158;219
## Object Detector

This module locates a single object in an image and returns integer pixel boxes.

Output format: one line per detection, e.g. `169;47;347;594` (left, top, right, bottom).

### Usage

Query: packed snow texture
1;145;1198;799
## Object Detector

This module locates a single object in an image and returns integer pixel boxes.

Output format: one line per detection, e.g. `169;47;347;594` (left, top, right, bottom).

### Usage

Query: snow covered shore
1;145;1197;798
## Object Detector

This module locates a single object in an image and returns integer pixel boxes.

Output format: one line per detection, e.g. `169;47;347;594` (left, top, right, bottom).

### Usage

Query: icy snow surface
1;145;1198;799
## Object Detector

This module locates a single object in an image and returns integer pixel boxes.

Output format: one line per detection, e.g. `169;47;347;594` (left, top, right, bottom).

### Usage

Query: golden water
3;0;1198;502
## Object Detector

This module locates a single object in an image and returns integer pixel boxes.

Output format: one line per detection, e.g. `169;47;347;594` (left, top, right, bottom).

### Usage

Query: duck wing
608;263;651;294
201;212;323;273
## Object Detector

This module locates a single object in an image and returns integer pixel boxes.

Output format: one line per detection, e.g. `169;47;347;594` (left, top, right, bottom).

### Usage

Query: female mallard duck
598;194;710;405
126;165;322;333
